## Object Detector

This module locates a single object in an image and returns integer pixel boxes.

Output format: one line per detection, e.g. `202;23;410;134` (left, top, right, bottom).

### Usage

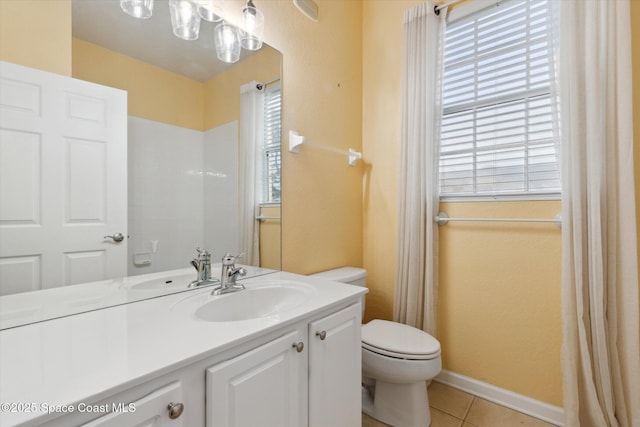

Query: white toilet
310;267;442;427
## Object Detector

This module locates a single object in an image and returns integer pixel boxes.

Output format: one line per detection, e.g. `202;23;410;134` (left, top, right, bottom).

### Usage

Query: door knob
104;233;125;243
292;342;304;352
167;402;184;419
315;331;327;340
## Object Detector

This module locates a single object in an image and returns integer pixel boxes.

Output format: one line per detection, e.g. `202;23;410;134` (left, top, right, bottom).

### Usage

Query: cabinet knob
167;402;184;419
315;330;327;340
292;342;304;352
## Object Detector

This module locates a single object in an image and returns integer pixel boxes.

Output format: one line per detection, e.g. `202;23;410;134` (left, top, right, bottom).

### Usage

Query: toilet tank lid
309;267;367;283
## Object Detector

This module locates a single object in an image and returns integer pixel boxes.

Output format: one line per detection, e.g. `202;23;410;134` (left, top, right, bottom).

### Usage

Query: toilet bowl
361;319;441;426
310;267;442;427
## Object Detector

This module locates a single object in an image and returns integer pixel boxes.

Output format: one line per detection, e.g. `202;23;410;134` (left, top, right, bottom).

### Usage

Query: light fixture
240;0;264;51
214;21;241;63
293;0;318;22
119;0;265;63
197;0;223;23
120;0;154;19
169;0;201;41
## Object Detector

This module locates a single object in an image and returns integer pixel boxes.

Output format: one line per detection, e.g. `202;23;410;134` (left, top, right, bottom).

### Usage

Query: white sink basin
172;281;317;322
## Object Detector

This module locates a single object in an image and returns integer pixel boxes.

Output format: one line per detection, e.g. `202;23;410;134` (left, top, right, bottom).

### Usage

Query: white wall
203;121;239;258
127;117;239;275
127;116;204;275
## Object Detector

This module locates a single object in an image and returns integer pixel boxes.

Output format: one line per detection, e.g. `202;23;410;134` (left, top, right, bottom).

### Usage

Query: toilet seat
362;320;440;360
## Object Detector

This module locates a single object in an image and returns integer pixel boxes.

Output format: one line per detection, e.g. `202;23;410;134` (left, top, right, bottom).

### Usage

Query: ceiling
72;0;257;82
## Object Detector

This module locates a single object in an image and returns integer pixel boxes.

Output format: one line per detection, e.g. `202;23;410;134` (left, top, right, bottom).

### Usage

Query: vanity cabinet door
308;303;362;427
82;381;184;427
206;329;307;427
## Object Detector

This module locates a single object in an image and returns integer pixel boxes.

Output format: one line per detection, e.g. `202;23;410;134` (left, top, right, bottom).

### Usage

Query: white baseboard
435;370;564;426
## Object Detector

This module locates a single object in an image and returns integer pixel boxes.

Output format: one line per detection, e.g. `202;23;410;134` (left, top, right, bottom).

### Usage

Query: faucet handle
196;247;211;261
222;252;245;265
222;252;235;266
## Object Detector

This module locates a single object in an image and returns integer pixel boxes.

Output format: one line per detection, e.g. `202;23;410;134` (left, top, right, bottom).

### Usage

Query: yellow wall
438;201;562;403
359;0;558;408
4;0;639;412
363;0;640;408
259;205;282;270
0;0;72;76
72;39;281;133
209;0;364;274
261;0;363;274
2;0;363;293
362;1;412;323
72;38;204;131
73;39;281;132
632;0;640;303
204;47;281;130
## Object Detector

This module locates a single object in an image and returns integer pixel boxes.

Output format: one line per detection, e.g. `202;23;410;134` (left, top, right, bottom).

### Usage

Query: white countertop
0;271;366;426
0;264;275;330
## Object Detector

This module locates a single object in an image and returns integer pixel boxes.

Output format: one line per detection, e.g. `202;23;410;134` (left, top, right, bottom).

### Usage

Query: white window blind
262;82;281;203
439;0;560;198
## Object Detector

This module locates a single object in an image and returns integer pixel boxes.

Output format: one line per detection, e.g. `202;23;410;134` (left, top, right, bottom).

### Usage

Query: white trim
447;0;501;23
435;370;564;426
440;193;561;203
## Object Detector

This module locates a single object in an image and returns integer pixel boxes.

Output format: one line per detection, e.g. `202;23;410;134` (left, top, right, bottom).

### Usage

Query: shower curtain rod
434;0;464;15
256;78;280;90
435;211;562;227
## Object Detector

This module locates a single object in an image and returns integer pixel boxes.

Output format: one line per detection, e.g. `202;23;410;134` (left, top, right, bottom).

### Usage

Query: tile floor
362;381;557;427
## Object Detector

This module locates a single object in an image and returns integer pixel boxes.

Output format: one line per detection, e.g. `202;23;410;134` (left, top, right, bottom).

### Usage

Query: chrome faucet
211;252;247;295
189;248;220;288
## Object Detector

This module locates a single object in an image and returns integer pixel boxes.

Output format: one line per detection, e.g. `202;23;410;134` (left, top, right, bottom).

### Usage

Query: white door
308;303;362;427
0;61;127;295
82;382;184;427
206;330;307;427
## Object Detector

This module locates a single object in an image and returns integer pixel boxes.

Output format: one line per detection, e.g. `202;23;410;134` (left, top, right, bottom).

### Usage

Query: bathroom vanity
0;271;366;427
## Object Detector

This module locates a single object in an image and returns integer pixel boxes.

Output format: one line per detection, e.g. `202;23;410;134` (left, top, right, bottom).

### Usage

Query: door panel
206;330;306;427
0;61;127;295
309;304;362;427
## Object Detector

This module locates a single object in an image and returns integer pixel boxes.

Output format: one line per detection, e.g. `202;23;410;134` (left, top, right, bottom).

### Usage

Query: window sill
440;194;561;203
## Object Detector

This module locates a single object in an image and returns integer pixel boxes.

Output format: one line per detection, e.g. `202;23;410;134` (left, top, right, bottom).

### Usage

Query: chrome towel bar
256;214;281;222
435;212;562;228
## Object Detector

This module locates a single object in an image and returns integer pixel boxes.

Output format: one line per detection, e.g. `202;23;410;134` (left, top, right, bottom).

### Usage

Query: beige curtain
238;81;264;267
558;0;640;425
394;2;446;337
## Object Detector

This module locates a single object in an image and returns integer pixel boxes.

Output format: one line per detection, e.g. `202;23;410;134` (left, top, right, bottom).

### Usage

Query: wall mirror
0;0;282;329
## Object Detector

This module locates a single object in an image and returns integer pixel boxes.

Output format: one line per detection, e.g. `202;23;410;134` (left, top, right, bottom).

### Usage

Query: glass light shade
197;0;223;23
169;0;201;40
240;5;264;51
120;0;154;19
214;22;241;64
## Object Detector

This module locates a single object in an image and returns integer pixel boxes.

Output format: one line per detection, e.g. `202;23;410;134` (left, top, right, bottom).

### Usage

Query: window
439;0;560;198
262;82;281;203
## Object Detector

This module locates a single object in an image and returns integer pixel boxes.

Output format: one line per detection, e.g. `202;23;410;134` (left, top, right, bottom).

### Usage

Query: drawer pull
315;330;327;340
292;342;304;352
167;402;184;419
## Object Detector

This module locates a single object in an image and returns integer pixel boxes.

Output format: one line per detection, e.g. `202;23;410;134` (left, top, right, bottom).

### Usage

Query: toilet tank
310;267;367;288
309;267;368;315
